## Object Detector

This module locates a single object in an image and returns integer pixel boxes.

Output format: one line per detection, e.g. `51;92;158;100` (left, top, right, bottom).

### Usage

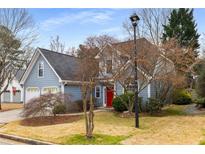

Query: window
95;86;101;98
106;60;112;73
38;61;44;77
42;87;59;94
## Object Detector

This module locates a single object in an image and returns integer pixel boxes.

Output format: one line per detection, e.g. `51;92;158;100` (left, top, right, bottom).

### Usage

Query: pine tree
162;8;200;56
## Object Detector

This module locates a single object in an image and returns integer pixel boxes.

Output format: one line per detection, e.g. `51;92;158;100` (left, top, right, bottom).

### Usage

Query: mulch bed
20;115;82;127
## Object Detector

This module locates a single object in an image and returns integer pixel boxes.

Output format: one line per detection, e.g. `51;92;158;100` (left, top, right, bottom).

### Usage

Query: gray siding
150;81;156;98
64;85;103;107
114;80;149;105
139;86;148;103
3;92;10;102
150;81;173;104
24;54;61;102
64;85;82;101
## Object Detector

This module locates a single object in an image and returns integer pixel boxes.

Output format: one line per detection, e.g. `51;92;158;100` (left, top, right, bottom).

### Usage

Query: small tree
76;48;99;139
21;93;69;117
75;35;118;138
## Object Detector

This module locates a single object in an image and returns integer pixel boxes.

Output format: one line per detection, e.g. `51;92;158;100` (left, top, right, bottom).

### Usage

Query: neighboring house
20;48;102;106
95;38;175;107
1;70;24;103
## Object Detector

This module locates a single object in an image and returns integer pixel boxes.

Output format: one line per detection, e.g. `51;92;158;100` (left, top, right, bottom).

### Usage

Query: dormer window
106;60;112;74
38;61;44;77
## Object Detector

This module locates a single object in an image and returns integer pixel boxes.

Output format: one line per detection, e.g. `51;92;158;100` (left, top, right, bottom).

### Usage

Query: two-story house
95;38;175;107
20;38;174;109
1;69;24;103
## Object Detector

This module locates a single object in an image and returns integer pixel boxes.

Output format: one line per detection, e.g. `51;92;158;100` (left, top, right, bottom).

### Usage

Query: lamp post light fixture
130;13;140;128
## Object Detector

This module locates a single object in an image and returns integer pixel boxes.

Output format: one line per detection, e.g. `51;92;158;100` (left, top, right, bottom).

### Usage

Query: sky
28;8;205;50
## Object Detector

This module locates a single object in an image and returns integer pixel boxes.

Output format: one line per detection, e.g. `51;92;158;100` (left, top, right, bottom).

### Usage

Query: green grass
60;134;128;145
162;105;187;116
199;140;205;145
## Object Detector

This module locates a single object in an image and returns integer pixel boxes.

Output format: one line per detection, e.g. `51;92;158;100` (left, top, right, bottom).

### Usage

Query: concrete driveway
0;109;24;124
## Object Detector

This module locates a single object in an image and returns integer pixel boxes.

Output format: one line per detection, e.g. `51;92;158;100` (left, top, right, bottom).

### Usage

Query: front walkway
0;109;23;124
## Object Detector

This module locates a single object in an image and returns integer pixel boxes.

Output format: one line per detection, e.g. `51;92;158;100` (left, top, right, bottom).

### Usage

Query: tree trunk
82;85;89;137
0;95;1;110
86;82;94;139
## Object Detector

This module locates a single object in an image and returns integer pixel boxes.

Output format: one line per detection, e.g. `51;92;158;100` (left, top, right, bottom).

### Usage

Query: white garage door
26;87;40;102
42;87;59;94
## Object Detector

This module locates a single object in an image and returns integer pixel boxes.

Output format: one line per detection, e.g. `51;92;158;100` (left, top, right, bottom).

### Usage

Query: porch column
102;86;106;107
10;89;13;102
21;87;24;102
1;92;4;102
147;84;151;98
61;82;64;93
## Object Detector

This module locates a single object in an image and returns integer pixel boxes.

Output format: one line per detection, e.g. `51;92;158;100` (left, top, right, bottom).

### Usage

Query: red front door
106;87;114;107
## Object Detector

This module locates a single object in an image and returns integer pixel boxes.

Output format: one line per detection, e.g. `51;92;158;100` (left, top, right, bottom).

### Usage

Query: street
0;137;27;145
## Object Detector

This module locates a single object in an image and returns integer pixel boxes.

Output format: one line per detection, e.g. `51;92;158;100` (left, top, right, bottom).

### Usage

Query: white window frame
95;86;101;99
38;61;44;78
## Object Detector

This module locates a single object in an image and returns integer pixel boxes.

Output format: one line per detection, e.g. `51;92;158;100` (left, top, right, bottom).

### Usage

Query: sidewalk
0;133;54;145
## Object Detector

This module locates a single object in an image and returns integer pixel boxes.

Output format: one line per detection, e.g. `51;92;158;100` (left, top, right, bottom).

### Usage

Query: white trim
122;87;125;94
1;93;3;102
113;83;116;97
38;49;62;82
21;86;24;102
10;89;13;102
148;83;151;98
95;86;101;99
20;50;40;84
20;48;62;84
102;86;106;107
37;61;44;78
61;83;64;93
62;80;90;85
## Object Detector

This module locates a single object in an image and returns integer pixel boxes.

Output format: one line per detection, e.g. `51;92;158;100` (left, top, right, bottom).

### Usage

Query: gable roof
39;48;80;80
96;38;174;80
20;48;80;84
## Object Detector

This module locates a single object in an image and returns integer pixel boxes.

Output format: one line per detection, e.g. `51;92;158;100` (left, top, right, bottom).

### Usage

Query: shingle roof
15;69;25;81
105;38;160;76
39;48;80;80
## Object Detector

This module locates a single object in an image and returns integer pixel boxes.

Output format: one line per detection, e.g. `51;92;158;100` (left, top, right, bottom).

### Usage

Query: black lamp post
130;13;140;128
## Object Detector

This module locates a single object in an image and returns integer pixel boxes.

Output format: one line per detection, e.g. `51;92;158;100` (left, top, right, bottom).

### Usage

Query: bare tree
50;35;65;53
75;47;99;138
123;9;172;45
0;9;37;110
66;47;77;56
74;35;117;138
78;35;119;58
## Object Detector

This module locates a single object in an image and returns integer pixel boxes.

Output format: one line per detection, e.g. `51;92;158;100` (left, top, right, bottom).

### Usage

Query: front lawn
1;104;205;144
60;134;128;145
0;103;23;112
